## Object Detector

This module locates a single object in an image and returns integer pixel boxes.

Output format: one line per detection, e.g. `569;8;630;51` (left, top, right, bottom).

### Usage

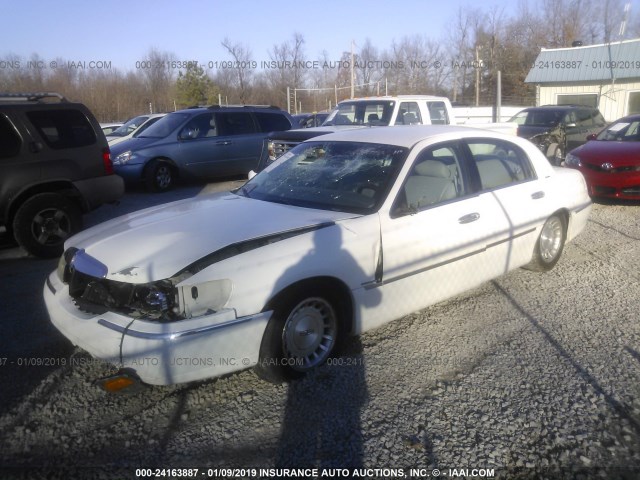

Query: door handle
216;141;231;146
531;191;545;200
458;212;480;224
29;141;43;153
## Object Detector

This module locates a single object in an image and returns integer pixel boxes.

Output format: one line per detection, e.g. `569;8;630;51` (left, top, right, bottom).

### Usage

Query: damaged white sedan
44;126;591;387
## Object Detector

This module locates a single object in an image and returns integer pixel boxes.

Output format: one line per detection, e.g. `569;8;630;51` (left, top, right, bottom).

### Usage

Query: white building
525;38;640;121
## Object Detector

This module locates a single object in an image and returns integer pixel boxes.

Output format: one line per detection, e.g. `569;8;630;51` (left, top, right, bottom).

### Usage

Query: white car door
463;138;552;271
363;141;510;331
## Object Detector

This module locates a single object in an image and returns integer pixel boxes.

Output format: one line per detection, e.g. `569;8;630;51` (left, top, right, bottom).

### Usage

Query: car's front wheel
256;290;340;383
145;160;174;192
525;213;566;272
12;193;82;258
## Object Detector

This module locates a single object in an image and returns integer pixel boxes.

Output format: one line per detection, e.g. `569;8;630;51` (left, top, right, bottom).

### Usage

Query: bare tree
0;54;34;92
629;3;640;37
356;39;382;95
600;0;637;42
447;6;484;103
266;33;307;111
6;0;639;121
141;48;177;112
221;38;254;104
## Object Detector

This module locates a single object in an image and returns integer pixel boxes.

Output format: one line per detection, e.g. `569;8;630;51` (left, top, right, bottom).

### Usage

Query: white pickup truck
254;95;516;174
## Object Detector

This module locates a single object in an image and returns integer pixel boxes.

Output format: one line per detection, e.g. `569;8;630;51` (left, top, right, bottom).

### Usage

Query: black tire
12;193;82;258
525;213;566;272
255;288;341;384
144;160;173;192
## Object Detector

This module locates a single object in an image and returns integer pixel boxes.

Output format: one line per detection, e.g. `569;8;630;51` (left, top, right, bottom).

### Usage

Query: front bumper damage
44;272;271;385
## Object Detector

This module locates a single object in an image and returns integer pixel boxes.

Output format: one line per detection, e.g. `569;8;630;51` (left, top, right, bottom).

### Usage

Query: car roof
0;92;68;103
616;114;640;122
181;104;284;112
522;105;593;111
339;95;449;102
304;125;517;148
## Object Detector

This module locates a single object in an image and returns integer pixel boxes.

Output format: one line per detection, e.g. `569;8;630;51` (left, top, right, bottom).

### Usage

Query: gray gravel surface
0;192;639;480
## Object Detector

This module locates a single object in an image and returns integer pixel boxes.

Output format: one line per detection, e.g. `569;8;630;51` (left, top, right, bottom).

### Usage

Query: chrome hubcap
156;166;171;189
31;208;71;245
282;297;337;371
540;216;562;262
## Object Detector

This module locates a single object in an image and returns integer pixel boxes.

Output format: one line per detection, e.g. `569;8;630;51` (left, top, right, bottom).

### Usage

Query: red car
565;114;640;200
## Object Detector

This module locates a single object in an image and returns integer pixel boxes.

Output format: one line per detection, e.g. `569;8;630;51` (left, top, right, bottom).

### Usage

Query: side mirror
179;128;197;140
586;133;597;141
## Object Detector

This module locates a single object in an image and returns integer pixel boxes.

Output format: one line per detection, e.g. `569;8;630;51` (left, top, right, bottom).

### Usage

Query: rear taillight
102;147;113;174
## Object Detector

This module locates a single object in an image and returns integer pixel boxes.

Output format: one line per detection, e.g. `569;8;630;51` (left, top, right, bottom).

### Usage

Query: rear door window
26;109;96;149
465;139;535;191
217;112;257;136
254;112;292;132
0;115;21;158
395;102;423;125
426;101;450;125
576;109;594;127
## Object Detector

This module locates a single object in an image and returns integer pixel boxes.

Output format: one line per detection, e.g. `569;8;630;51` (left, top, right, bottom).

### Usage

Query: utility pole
350;40;355;99
286;87;291;113
496;70;501;122
475;45;481;107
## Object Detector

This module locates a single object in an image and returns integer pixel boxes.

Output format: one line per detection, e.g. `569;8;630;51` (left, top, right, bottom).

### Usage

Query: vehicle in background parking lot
100;123;123;135
565;114;640;200
292;112;330;128
106;113;166;147
0;92;124;257
509;105;606;165
110;105;293;191
45;125;591;388
251;95;517;177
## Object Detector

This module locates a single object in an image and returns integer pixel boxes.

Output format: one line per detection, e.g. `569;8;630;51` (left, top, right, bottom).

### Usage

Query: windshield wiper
235;183;258;198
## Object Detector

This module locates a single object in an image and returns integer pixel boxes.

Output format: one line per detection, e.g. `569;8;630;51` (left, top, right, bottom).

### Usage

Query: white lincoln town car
44;126;591;387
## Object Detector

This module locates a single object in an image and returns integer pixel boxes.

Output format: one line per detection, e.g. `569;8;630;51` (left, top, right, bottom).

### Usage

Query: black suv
0;93;124;257
110;105;294;191
509;105;607;165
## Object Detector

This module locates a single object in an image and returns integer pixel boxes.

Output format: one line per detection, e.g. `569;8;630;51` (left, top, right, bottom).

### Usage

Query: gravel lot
0;184;639;479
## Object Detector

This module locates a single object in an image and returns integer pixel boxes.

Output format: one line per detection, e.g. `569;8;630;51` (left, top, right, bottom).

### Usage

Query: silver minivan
110;105;293;191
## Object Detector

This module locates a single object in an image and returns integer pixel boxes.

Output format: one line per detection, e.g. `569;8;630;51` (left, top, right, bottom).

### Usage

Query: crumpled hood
67;192;358;283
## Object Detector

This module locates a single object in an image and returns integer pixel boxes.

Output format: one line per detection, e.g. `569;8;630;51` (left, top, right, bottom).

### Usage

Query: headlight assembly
134;284;173;315
113;150;135;165
565;153;582;167
59;246;233;321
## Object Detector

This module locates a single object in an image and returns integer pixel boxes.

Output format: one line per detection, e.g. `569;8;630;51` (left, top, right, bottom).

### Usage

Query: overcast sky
1;0;526;72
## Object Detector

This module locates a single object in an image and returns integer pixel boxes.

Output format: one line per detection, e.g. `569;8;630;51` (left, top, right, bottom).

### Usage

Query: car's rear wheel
525;213;566;272
145;160;173;192
255;290;340;383
12;193;82;258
